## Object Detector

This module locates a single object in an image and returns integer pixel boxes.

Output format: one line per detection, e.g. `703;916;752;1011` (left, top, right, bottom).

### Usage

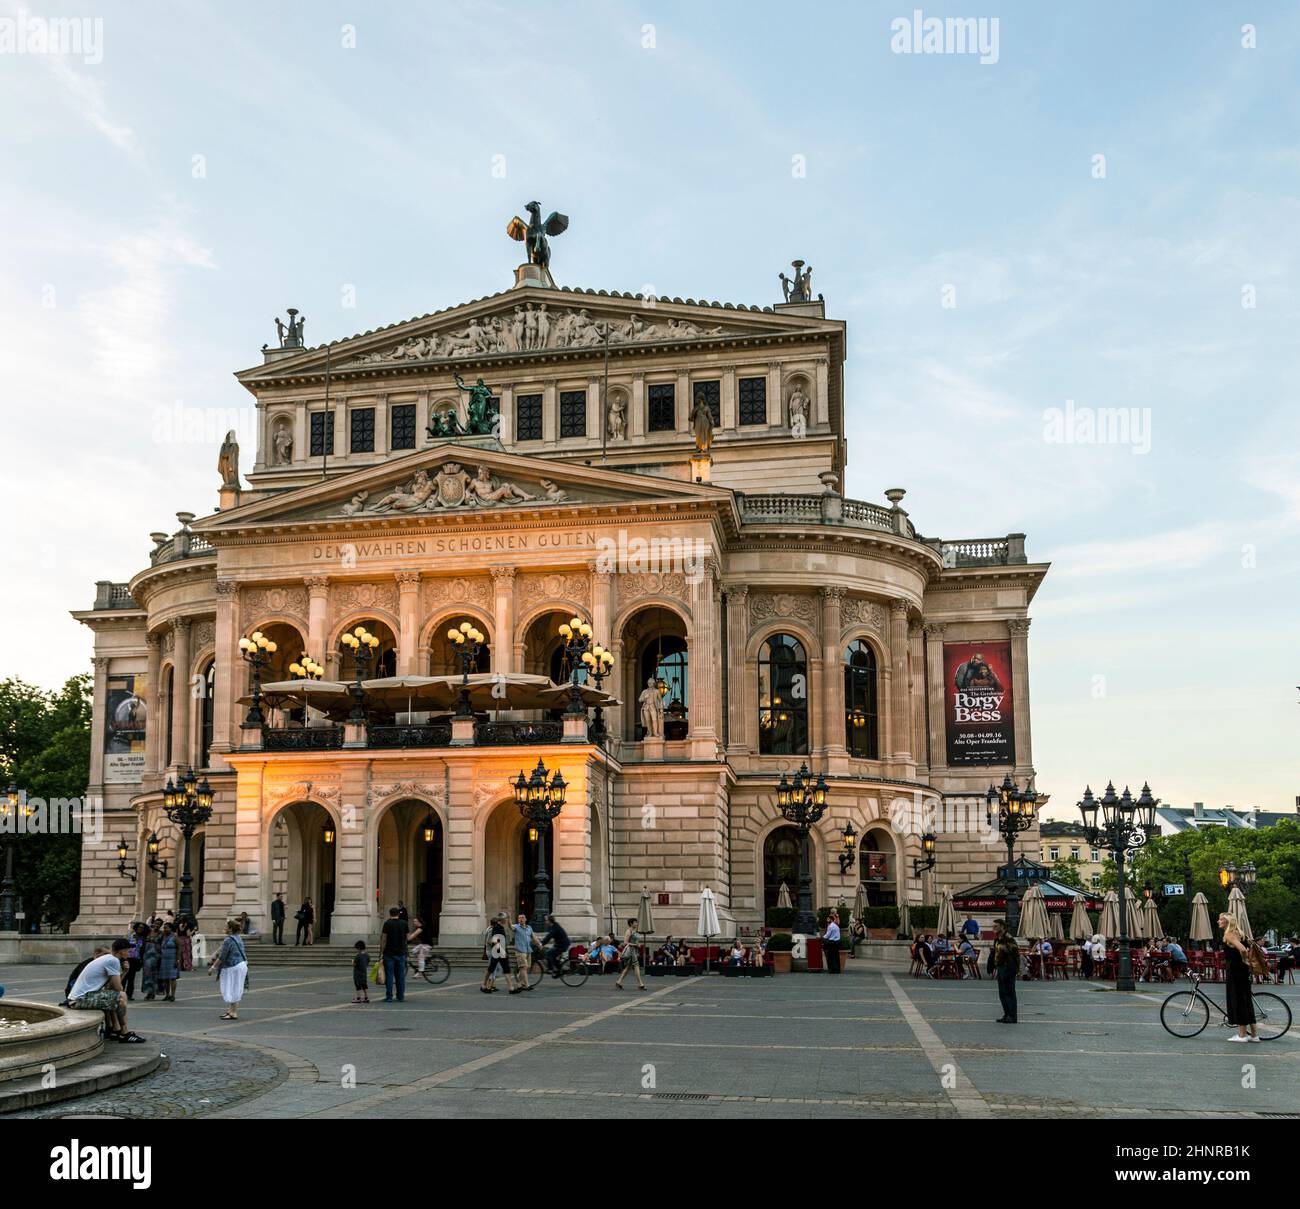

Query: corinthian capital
1006;617;1032;636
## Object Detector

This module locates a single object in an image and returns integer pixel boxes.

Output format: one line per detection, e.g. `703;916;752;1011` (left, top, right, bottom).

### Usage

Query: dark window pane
844;639;879;759
559;389;586;439
647;383;675;432
516;393;543;441
390;403;417;450
693;380;721;428
738;376;767;426
309;411;334;456
350;407;375;453
758;632;808;755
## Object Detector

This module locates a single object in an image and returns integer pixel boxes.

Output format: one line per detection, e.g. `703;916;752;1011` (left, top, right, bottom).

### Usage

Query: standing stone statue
779;260;813;303
788;386;810;438
272;424;293;465
607;395;626;440
507;201;569;271
453;372;497;435
218;429;240;487
691;393;715;453
274;307;306;349
639;676;664;738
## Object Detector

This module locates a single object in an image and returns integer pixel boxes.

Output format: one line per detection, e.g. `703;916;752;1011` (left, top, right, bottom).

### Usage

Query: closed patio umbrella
1127;894;1149;940
936;888;956;937
1069;894;1093;941
1049;910;1064;941
853;882;868;928
1189;892;1214;944
1099;890;1120;938
1227;885;1253;943
697;887;721;973
1140;896;1164;940
777;882;793;910
637;888;655;936
1017;884;1051;941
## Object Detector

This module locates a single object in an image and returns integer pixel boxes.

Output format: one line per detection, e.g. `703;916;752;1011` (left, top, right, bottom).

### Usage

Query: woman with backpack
1219;912;1259;1043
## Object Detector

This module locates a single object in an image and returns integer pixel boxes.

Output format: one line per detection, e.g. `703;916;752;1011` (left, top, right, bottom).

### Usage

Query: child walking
352;940;371;1004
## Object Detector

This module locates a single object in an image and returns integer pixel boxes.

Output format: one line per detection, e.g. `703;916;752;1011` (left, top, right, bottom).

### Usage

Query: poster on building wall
104;674;147;783
864;852;888;881
942;641;1015;766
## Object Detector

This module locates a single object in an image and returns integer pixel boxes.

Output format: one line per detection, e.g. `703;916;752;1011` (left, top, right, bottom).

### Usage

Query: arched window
199;660;216;769
638;635;688;738
844;639;879;759
163;667;175;766
763;825;803;915
758;633;808;755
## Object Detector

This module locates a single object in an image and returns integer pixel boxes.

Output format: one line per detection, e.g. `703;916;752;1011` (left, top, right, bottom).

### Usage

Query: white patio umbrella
777;882;793;910
1069;894;1093;941
637;888;655;936
936;888;956;937
361;675;456;717
1017;884;1051;940
1189;892;1214;944
1227;885;1253;942
1127;894;1149;940
1099;890;1120;938
1049;910;1064;941
698;887;721;972
1140;896;1164;940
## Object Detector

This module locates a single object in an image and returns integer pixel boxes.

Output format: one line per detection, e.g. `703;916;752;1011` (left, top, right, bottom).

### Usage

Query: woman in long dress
158;922;179;1001
176;918;193;973
1219;912;1258;1042
141;926;162;1000
209;920;249;1021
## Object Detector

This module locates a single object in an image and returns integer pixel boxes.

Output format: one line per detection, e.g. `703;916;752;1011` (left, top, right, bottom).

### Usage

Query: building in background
1038;820;1104;889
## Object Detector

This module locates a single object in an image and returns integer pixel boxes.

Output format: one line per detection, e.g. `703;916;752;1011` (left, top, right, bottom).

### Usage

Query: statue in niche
272;424;293;466
788;385;810;438
691;393;715;453
639;676;664;738
607;395;626;440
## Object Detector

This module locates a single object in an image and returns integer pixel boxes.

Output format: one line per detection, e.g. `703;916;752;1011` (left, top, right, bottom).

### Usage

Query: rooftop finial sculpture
274;307;306;349
779;260;813;303
507;201;568;272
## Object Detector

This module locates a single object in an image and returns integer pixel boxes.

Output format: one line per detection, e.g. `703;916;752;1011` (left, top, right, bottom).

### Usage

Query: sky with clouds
2;2;1296;813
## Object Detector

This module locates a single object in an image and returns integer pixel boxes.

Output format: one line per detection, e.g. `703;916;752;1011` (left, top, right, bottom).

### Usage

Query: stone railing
924;534;1027;567
474;720;564;745
737;493;912;538
92;581;140;610
149;533;213;566
264;726;345;752
369;724;453;749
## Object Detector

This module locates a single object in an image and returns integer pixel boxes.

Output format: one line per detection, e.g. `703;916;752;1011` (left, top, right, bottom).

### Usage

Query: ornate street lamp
340;625;380;723
146;832;168;879
238;630;278;727
985;774;1039;935
422;816;437;844
776;762;828;935
838;822;858;876
446;620;486;719
513;758;566;930
912;829;937;877
116;837;138;884
584;642;616;741
162;766;214;926
1;784;25;931
1078;780;1157;991
556;616;594;716
1218;860;1257;895
289;656;324;680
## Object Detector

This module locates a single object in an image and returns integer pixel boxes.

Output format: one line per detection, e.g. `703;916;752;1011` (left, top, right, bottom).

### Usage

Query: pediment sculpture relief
343;306;728;366
344;462;571;514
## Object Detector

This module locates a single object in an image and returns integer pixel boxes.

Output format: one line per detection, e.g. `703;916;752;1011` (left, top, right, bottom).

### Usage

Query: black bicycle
408;952;451;984
1159;971;1291;1040
525;946;589;988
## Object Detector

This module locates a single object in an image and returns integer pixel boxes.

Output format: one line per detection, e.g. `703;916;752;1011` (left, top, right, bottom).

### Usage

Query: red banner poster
942;641;1015;766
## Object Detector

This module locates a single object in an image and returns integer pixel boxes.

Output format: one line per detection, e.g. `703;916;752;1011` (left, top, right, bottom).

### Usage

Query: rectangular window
1091;873;1101;887
647;383;675;432
693;379;721;428
309;411;334;456
390;403;416;451
350;407;375;453
515;393;543;441
1070;847;1080;860
1048;847;1059;862
738;376;767;426
559;389;587;439
1091;850;1100;863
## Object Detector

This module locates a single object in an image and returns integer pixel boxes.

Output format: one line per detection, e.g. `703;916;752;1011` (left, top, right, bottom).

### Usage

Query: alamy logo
890;9;1000;65
49;1141;151;1189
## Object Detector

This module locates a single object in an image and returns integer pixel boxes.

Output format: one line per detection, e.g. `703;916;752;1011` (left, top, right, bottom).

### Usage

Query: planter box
771;951;793;974
868;928;896;940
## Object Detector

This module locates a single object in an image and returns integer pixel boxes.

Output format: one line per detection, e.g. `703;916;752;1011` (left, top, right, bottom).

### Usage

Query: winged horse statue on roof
507;201;569;272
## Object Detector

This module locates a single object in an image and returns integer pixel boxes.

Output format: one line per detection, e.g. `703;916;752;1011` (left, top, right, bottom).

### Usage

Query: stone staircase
243;939;485;968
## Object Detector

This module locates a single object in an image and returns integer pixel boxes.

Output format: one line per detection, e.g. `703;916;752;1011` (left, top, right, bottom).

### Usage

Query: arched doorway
483;795;554;922
427;618;492;675
860;827;897;906
522;609;580;721
763;825;802;917
337;617;398;680
375;799;444;938
270;801;337;939
619;604;690;739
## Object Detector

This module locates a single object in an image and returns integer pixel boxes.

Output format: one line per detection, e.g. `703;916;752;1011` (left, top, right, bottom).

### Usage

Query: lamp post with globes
340;625;380;723
584;643;615;741
513;758;566;929
776;762;829;936
1;783;24;931
556;616;593;715
238;630;278;727
446;620;487;718
985;774;1039;936
163;766;214;926
1078;781;1158;992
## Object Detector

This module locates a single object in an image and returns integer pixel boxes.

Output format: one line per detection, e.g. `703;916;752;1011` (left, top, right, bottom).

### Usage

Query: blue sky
2;2;1297;813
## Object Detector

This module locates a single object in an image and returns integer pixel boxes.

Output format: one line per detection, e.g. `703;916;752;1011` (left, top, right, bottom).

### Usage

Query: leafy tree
1049;855;1087;890
0;675;92;932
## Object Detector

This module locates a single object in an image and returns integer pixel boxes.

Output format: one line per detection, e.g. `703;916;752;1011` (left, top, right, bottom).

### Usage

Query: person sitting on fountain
67;938;147;1043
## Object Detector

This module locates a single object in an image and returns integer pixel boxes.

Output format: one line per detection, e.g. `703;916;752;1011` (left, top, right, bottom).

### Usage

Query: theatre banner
942;641;1014;766
104;674;147;783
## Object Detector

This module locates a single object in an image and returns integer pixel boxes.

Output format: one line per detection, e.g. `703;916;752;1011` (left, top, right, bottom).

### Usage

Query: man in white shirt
68;938;145;1042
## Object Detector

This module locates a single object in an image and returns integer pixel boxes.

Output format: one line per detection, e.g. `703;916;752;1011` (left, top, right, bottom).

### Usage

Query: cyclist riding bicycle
539;913;570;977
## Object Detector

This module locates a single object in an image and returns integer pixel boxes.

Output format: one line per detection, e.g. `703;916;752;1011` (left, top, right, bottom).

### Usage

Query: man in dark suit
270;892;286;945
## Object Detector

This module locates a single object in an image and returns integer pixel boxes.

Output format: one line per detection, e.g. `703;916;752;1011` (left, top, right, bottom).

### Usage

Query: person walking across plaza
614;918;647;991
380;906;408;1003
822;910;842;974
482;913;514;994
512;913;536;991
270;892;286;945
209;919;249;1021
1219;912;1259;1042
990;919;1019;1024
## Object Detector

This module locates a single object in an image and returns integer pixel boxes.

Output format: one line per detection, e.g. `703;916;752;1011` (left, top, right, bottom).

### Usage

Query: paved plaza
3;958;1297;1119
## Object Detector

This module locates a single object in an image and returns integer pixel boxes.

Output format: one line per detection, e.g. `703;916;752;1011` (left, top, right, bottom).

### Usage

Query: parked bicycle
408;952;451;984
1159;971;1291;1040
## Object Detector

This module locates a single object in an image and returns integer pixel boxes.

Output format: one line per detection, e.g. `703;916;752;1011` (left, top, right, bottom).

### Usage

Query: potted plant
865;905;901;940
767;932;794;974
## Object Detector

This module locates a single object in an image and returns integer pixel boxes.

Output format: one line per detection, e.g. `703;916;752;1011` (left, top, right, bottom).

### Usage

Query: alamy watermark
594;530;707;583
2;795;102;844
890;9;999;65
1043;399;1151;455
0;11;102;64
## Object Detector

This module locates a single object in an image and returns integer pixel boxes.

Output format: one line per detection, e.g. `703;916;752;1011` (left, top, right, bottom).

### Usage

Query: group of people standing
123;916;193;1002
268;892;315;945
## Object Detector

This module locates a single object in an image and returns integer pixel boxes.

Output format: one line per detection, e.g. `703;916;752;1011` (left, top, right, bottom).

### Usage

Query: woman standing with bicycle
1220;913;1259;1043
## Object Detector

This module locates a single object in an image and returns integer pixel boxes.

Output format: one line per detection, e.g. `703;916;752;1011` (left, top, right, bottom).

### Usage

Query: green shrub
910;905;939;929
864;906;901;930
767;932;794;952
765;906;796;928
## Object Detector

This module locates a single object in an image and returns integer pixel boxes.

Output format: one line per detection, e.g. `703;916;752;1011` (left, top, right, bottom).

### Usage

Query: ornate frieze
340;462;570;516
192;620;215;652
517;572;591;610
242;585;309;623
422;577;492;613
264;777;341;813
841;597;885;632
617;572;690;606
332;581;399;615
748;591;819;631
367;781;446;809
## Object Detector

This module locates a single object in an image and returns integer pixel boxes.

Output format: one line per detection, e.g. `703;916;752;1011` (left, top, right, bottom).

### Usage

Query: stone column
722;367;737;431
498;384;514;445
725;586;749;754
766;363;782;430
306;576;330;665
170;618;192;769
210;580;237;762
490;566;516;674
630;373;646;438
373;392;389;457
821;587;847;755
814;356;830;426
542;378;558;445
923;622;947;771
587;375;602;441
292;405;307;467
687;562;718;745
333;398;347;458
888;602;912;763
591;568;613;647
416;390;430;446
88;655;110;790
144;633;162;776
1008;618;1033;772
676;370;691;434
395;571;421;674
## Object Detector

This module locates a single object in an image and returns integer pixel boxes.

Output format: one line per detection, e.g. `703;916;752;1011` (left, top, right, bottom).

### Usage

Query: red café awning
952;875;1102;913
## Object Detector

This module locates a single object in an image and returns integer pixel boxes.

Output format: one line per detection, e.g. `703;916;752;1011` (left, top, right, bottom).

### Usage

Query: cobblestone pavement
3;960;1297;1119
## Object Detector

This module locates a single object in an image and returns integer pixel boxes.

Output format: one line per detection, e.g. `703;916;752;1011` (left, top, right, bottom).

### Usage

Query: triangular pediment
237;285;840;386
193;443;734;535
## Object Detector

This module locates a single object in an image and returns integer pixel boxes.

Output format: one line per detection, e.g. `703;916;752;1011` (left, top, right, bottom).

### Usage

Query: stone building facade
73;261;1047;946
